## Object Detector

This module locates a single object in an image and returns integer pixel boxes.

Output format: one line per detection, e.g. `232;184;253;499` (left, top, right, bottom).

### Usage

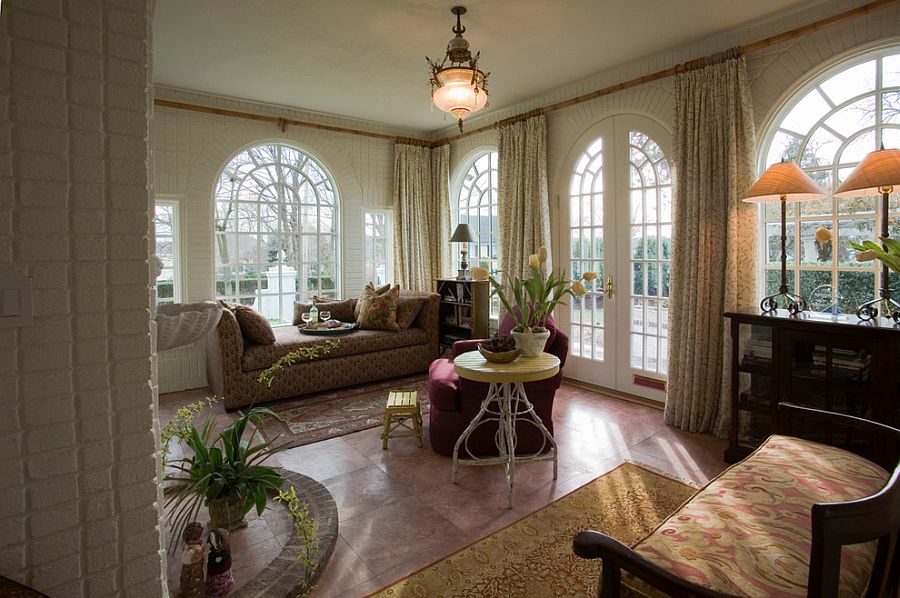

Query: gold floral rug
369;462;697;598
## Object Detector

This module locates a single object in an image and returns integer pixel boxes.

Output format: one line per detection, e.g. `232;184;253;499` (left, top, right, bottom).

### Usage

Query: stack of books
810;346;870;382
742;337;772;366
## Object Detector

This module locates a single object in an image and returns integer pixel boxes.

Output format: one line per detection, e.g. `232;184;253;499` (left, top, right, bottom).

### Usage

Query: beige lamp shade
743;161;827;203
450;223;478;243
833;148;900;196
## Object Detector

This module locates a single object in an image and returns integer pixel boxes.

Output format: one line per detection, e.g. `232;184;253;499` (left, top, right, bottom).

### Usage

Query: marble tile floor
159;381;727;597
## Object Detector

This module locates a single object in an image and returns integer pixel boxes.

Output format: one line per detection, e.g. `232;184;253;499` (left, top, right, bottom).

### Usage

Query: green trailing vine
257;339;342;388
159;396;219;459
275;485;320;591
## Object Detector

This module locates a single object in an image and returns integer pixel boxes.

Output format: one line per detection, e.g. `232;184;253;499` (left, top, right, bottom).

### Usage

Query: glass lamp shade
432;67;488;121
743;161;826;203
833;148;900;196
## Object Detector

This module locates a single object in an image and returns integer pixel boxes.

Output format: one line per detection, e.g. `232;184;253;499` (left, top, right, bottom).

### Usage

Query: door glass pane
628;131;672;375
569;138;605;360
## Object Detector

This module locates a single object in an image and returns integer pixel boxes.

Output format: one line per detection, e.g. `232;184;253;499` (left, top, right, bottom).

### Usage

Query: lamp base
760;291;807;316
456;269;471;281
856;294;900;324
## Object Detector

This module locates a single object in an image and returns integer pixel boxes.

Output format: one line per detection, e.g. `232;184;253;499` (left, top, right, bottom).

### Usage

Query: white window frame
154;197;182;305
452;148;500;314
756;45;900;313
364;209;394;286
213;143;340;324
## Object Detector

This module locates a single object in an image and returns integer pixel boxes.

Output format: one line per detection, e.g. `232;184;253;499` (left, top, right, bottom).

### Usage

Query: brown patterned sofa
207;291;440;410
574;403;900;598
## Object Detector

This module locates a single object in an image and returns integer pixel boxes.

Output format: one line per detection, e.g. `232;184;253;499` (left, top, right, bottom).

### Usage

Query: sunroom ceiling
153;0;816;135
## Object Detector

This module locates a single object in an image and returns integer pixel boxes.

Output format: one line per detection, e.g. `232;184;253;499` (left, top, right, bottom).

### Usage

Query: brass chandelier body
427;6;489;132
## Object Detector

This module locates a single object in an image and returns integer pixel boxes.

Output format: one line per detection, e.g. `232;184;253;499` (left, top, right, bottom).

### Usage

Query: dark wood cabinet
436;278;490;353
725;308;900;462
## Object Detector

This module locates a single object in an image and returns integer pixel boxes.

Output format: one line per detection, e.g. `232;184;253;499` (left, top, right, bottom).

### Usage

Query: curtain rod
154;0;897;148
152;99;431;145
435;0;899;146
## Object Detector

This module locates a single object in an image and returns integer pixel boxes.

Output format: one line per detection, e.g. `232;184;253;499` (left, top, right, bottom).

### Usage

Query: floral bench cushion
628;435;889;597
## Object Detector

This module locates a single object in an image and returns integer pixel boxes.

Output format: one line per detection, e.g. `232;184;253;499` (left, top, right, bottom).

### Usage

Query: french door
558;115;672;402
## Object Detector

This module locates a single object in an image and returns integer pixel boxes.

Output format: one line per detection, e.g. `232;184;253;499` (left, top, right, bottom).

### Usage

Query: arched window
454;150;499;313
759;48;900;313
214;143;339;323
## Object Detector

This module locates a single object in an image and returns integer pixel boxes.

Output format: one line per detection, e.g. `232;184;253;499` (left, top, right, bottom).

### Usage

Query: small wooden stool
382;389;423;449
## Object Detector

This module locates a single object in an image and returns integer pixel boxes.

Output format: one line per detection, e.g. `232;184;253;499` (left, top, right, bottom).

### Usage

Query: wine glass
319;310;331;323
300;312;312;327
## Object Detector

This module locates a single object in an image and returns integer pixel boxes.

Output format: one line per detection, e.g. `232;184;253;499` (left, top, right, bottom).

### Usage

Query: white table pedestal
451;352;561;508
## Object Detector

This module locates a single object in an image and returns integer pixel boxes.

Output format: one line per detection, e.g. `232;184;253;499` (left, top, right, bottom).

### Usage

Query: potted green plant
163;406;287;537
162;340;341;543
470;246;596;357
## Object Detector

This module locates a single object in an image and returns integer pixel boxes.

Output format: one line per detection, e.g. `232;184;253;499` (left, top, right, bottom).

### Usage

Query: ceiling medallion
427;6;490;133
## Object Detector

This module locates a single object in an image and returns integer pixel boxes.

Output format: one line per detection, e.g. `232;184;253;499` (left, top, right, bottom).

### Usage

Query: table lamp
833;146;900;322
744;161;827;315
450;223;478;280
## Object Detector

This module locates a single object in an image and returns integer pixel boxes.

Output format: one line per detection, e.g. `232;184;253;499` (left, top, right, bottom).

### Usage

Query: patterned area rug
369;462;697;598
259;374;430;447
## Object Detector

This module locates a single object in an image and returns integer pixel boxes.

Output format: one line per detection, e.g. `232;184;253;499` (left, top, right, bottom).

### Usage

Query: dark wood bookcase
725;307;900;462
436;278;490;353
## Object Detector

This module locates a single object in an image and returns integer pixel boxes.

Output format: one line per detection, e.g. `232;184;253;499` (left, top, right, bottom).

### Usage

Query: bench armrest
573;531;737;598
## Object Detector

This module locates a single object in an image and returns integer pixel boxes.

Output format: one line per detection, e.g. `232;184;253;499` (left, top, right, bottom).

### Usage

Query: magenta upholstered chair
428;314;569;457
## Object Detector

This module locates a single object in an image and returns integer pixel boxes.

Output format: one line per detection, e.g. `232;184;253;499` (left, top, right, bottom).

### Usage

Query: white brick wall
1;1;163;597
152;87;419;304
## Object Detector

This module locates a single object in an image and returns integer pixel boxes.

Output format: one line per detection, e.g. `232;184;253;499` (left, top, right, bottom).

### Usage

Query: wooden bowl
478;344;521;363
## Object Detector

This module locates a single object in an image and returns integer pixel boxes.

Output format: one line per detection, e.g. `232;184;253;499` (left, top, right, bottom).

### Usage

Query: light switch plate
0;277;33;328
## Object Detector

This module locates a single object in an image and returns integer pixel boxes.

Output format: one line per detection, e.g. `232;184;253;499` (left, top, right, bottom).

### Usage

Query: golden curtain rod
154;0;899;148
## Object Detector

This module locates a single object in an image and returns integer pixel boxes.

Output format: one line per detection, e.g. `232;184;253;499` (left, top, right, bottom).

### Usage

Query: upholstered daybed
206;291;440;410
574;404;900;598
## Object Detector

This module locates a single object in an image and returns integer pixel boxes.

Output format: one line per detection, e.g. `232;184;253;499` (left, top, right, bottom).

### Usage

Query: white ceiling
153;0;815;134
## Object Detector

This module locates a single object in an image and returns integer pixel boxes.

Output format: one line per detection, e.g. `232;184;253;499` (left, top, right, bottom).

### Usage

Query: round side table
452;351;561;508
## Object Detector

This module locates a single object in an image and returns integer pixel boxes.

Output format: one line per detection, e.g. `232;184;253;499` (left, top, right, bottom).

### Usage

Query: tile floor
159;381;727;597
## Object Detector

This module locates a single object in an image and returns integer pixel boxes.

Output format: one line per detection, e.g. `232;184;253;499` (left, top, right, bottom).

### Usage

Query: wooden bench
573;404;900;597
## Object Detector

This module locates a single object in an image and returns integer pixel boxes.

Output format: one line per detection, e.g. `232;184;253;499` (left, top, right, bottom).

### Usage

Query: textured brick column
0;0;163;596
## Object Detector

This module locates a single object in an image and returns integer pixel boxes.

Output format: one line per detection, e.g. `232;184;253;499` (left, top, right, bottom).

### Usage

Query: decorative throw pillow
395;296;424;330
232;305;276;345
292;298;355;325
356;284;400;332
354;282;392;319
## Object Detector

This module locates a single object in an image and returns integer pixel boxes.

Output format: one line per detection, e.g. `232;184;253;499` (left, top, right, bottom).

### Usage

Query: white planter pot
511;330;551;357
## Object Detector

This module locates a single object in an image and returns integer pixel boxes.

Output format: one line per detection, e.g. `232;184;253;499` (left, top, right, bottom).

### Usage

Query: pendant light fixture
427;6;489;132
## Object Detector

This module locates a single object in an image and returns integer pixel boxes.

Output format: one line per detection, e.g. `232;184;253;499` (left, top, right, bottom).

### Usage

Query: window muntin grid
455;150;499;314
365;210;393;287
568;137;605;361
628;131;672;375
154;201;180;305
214;144;339;324
759;50;900;313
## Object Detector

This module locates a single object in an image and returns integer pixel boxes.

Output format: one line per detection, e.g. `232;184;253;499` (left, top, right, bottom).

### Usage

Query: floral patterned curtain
498;113;552;278
665;50;757;437
393;142;450;291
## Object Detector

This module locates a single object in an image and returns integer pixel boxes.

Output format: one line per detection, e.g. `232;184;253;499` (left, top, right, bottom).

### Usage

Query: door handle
605;275;614;299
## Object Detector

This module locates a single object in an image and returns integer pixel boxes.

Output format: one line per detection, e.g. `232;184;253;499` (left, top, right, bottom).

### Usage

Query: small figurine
205;527;235;597
179;522;205;598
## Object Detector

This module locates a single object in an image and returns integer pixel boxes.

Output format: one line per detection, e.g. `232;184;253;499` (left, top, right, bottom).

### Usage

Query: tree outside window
214;144;339;323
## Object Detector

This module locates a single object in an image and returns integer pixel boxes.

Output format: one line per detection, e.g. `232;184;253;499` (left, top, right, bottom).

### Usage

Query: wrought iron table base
451;381;558;509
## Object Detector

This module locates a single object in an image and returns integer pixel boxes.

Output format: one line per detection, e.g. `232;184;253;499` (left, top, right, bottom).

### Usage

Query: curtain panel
393;142;450;291
665;51;758;437
498;113;553;278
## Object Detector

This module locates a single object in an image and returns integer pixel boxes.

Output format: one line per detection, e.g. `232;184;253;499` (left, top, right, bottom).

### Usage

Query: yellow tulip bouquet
470;246;597;332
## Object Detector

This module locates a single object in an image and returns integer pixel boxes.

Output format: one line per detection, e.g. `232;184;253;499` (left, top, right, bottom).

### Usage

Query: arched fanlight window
214;143;339;323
